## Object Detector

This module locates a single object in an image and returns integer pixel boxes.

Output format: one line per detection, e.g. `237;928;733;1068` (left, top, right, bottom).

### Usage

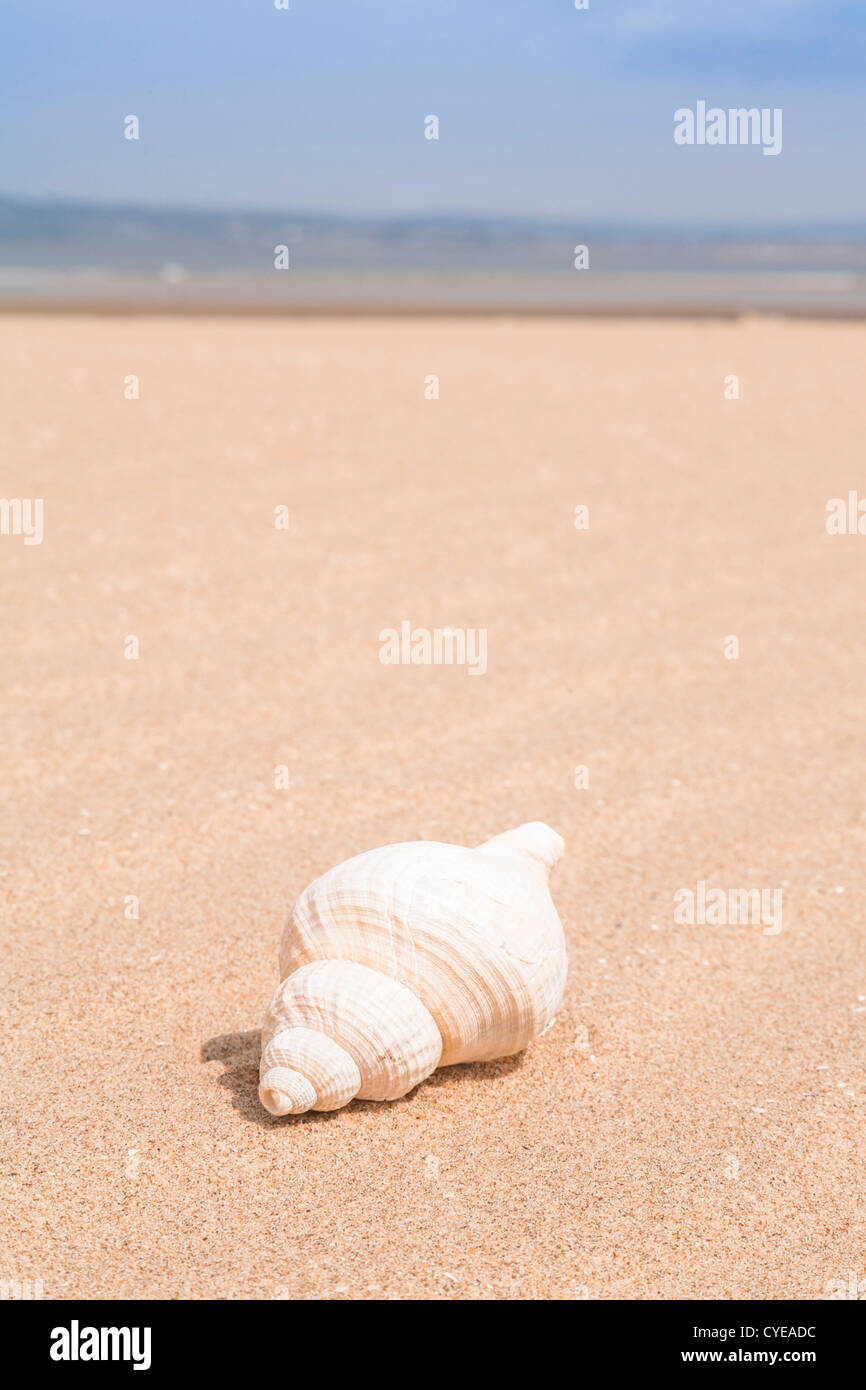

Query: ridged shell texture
259;822;567;1115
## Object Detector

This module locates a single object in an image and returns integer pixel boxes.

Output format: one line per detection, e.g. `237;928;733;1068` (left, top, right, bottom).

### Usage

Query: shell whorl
260;822;566;1116
259;960;442;1115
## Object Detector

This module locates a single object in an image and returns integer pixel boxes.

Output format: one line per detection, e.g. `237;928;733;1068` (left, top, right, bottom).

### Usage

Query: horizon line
2;191;866;236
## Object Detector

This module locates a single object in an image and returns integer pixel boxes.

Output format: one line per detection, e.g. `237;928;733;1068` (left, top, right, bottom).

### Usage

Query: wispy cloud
608;0;819;38
596;0;865;83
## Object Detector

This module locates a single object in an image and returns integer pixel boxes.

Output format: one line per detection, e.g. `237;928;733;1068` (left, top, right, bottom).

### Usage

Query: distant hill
1;196;864;313
2;195;865;272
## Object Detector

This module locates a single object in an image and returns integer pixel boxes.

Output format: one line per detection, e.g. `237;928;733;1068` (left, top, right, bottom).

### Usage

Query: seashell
259;822;567;1115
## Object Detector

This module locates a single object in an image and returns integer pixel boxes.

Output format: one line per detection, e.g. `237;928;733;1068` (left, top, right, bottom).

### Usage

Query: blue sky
2;0;864;223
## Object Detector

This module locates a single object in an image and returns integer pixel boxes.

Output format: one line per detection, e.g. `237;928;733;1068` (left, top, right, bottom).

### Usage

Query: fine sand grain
1;313;865;1300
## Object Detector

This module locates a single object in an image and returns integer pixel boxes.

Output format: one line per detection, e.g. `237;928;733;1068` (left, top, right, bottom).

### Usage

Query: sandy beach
2;312;865;1300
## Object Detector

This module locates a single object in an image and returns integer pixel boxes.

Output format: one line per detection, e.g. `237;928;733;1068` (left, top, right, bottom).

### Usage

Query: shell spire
477;821;565;869
259;822;567;1116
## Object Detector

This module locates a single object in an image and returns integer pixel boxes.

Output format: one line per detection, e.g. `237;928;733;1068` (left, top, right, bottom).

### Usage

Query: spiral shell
259;822;567;1116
